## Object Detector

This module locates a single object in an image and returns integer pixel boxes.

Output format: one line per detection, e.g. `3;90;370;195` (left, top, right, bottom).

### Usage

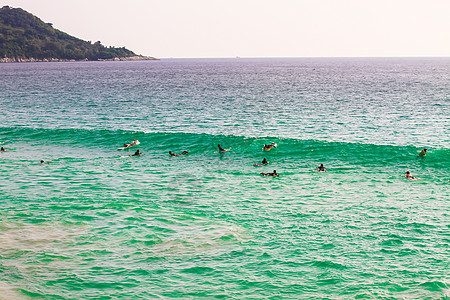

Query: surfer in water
263;143;276;151
169;150;189;157
131;149;142;156
254;158;269;166
218;144;227;153
316;164;326;172
40;160;49;165
260;170;279;177
405;171;419;180
417;148;427;158
123;139;137;148
0;147;6;152
124;139;137;148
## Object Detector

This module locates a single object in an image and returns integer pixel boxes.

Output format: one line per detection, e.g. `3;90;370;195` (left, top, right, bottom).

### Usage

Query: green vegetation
0;6;139;60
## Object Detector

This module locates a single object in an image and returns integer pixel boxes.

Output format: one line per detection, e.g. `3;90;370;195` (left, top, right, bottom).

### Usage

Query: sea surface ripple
0;58;449;299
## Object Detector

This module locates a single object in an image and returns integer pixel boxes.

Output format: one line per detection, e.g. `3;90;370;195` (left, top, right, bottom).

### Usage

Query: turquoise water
0;58;449;299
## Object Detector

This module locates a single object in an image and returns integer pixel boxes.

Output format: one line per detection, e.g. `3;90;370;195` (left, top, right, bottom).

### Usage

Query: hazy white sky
5;0;450;58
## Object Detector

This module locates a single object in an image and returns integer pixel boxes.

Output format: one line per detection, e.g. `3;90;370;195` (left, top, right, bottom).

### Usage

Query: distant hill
0;6;155;62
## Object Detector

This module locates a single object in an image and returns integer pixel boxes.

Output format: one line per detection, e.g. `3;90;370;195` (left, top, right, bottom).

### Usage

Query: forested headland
0;6;155;62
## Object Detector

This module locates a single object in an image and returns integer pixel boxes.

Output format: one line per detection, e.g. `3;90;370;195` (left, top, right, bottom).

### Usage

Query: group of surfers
219;145;425;179
124;144;426;179
122;139;143;157
403;148;427;180
218;143;281;176
0;142;427;179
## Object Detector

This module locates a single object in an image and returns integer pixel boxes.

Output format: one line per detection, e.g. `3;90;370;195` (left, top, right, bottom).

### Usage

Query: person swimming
405;171;417;180
417;148;427;158
260;170;279;177
316;164;326;172
169;150;189;157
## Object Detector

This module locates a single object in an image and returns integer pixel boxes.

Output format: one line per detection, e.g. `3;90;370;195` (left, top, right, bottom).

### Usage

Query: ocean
0;58;449;299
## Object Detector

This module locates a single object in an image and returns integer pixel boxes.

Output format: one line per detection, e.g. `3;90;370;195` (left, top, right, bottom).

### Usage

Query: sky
4;0;450;58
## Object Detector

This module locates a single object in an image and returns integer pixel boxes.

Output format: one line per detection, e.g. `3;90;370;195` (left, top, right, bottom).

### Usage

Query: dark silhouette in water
417;148;427;158
254;158;269;166
218;144;228;153
130;150;142;156
316;164;326;172
405;171;419;180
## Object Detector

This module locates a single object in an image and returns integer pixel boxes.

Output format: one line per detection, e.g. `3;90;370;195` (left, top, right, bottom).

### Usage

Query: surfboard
219;148;231;153
260;172;279;177
119;153;143;158
254;162;269;166
118;140;140;150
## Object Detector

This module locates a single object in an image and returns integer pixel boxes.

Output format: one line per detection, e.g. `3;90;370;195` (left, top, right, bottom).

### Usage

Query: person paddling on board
263;143;276;151
218;144;227;153
254;158;269;166
417;148;427;158
130;149;142;157
124;139;137;148
405;171;420;180
260;170;279;177
40;160;49;165
169;150;189;157
0;147;6;152
316;164;326;172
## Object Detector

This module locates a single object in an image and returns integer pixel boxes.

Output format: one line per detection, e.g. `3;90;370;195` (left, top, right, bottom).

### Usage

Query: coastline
0;55;158;63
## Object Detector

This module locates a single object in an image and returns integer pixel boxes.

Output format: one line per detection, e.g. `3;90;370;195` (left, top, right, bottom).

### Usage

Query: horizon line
157;56;450;60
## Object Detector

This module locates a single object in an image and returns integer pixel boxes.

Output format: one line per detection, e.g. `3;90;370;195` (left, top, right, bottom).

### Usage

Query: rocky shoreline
0;55;158;63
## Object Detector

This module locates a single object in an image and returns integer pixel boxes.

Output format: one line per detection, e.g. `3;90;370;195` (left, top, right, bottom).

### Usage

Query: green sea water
0;58;449;299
